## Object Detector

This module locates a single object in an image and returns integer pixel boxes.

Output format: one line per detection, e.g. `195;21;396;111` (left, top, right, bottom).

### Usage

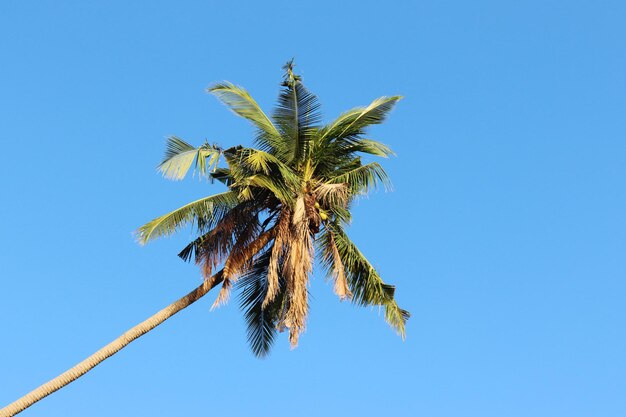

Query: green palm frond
208;82;280;139
245;174;296;204
322;223;410;338
158;136;221;180
328;162;392;194
317;96;402;143
240;148;301;187
221;147;300;204
273;63;322;164
245;149;272;174
210;168;233;186
223;146;284;182
244;148;281;174
328;203;353;225
237;250;285;357
135;191;239;245
345;138;395;158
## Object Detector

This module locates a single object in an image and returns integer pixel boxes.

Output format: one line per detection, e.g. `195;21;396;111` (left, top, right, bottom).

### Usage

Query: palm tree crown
136;61;409;356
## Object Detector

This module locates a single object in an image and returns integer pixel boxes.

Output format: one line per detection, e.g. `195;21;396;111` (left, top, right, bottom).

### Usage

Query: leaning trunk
0;273;223;417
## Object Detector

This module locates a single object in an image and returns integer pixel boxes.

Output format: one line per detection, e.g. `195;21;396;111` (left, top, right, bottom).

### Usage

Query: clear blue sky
1;1;624;416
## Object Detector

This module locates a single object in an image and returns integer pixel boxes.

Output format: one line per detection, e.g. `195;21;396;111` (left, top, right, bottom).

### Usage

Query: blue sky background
1;1;625;416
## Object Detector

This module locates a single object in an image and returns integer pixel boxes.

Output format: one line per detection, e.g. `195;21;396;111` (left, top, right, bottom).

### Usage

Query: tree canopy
137;61;409;356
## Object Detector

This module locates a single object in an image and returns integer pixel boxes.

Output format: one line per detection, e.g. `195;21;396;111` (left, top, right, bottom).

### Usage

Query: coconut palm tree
0;61;409;417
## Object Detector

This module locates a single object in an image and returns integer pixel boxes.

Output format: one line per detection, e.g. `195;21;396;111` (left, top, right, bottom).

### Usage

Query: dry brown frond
292;195;307;226
229;228;275;278
211;279;232;310
329;232;352;301
263;209;291;308
196;207;250;278
282;196;315;347
222;218;261;279
304;192;321;233
212;228;276;309
315;182;349;208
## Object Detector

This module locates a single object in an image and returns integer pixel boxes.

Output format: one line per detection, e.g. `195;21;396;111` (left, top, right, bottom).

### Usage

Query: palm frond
244;174;296;204
273;64;322;164
244;148;286;175
213;226;276;310
317;227;352;301
323;223;410;338
328;162;392;194
282;197;315;347
177;203;256;278
237;251;285;357
346;138;395;158
223;227;275;281
240;148;301;188
222;147;299;203
158;136;221;180
208;82;280;140
135;191;238;245
264;209;290;308
210;168;233;186
312;139;393;178
314;183;349;208
317;96;402;143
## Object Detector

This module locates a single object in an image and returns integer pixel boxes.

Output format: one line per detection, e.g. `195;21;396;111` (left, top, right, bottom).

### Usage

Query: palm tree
0;61;409;417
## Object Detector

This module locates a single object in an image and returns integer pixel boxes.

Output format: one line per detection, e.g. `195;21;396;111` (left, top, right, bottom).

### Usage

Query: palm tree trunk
0;273;223;417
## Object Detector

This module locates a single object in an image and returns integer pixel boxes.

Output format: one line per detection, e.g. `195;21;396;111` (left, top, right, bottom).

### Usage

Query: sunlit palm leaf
246;174;296;204
208;82;286;155
208;82;280;137
323;223;410;338
328;162;392;194
346;138;395;158
135;191;239;245
158;136;221;180
317;96;402;143
240;148;301;188
273;63;322;164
